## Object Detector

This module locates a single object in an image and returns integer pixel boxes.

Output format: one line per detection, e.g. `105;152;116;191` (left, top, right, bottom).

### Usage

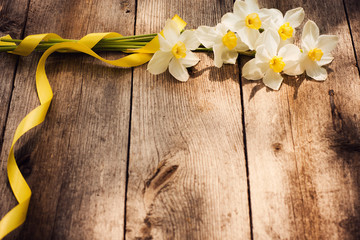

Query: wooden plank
0;0;30;169
126;0;251;239
344;0;360;72
0;0;31;237
0;0;135;239
242;0;360;239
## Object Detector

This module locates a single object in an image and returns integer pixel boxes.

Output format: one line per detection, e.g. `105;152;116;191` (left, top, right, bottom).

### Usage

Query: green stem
44;39;77;43
0;46;16;51
0;38;22;43
194;47;213;52
100;33;157;42
0;39;256;57
95;42;147;46
0;33;156;46
238;50;256;57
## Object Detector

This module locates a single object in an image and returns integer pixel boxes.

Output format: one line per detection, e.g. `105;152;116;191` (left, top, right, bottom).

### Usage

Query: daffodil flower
147;19;200;82
221;0;271;50
300;20;339;81
195;23;249;68
259;7;305;47
242;29;302;90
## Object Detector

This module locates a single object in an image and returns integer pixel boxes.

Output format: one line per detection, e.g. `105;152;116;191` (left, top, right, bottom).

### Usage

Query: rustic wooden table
0;0;359;239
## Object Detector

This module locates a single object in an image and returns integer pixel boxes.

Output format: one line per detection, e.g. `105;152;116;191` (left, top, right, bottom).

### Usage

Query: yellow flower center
278;22;294;40
171;41;187;59
222;31;237;50
269;56;285;73
245;13;261;30
308;48;323;61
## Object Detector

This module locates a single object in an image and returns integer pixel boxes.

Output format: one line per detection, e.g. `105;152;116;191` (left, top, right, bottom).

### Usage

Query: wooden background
0;0;359;239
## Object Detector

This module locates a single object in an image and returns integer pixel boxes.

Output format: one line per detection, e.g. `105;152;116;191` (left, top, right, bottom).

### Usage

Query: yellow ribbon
0;15;186;239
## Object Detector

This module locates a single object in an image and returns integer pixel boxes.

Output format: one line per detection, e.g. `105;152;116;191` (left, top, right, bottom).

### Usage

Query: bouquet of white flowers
0;0;338;239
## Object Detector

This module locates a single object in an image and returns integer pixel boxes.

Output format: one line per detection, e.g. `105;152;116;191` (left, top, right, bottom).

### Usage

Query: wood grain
1;0;360;239
0;0;29;168
125;0;251;239
242;0;360;239
0;0;135;239
344;0;360;73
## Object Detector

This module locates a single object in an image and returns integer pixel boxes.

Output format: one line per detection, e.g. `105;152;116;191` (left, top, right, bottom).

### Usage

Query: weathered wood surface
0;0;30;195
344;0;360;72
0;0;135;239
242;0;360;239
0;0;359;239
125;0;250;239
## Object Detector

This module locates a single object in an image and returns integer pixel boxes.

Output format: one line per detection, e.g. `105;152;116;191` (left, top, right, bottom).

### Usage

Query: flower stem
100;33;157;42
1;34;256;57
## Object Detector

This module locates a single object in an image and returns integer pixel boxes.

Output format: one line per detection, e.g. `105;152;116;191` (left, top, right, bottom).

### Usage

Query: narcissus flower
300;20;339;81
147;19;200;82
195;23;249;68
221;0;271;50
242;29;302;90
261;7;305;46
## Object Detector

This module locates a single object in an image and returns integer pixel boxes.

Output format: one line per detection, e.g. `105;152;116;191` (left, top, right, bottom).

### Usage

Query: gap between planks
123;0;139;239
238;61;254;240
0;0;32;162
342;0;360;76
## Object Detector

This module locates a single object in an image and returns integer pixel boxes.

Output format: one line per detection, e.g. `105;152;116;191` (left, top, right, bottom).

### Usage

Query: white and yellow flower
259;7;305;47
300;20;339;81
195;23;249;68
147;19;200;82
242;29;302;90
221;0;271;50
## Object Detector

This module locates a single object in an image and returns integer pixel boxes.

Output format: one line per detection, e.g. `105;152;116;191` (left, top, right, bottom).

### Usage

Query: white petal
169;58;189;82
318;53;334;66
254;31;265;49
162;19;181;46
195;26;219;48
179;30;200;50
255;44;271;63
239;27;260;50
213;43;225;68
221;13;243;33
216;22;229;36
278;44;301;62
242;58;265;80
222;49;238;64
233;0;248;18
278;44;303;75
147;51;173;74
284;7;305;28
278;37;294;49
316;35;339;53
234;36;250;51
302;20;319;51
263;69;283;90
260;8;283;26
245;0;260;13
158;34;172;52
258;9;276;30
305;59;327;81
284;61;303;76
180;51;200;67
263;28;280;56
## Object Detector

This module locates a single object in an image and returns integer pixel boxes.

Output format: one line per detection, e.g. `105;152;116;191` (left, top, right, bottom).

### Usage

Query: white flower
195;23;249;68
242;29;302;90
147;19;200;82
221;0;271;50
259;7;305;47
300;20;339;81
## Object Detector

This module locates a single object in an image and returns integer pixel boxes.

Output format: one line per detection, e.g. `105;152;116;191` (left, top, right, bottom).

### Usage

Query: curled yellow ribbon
0;15;186;239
